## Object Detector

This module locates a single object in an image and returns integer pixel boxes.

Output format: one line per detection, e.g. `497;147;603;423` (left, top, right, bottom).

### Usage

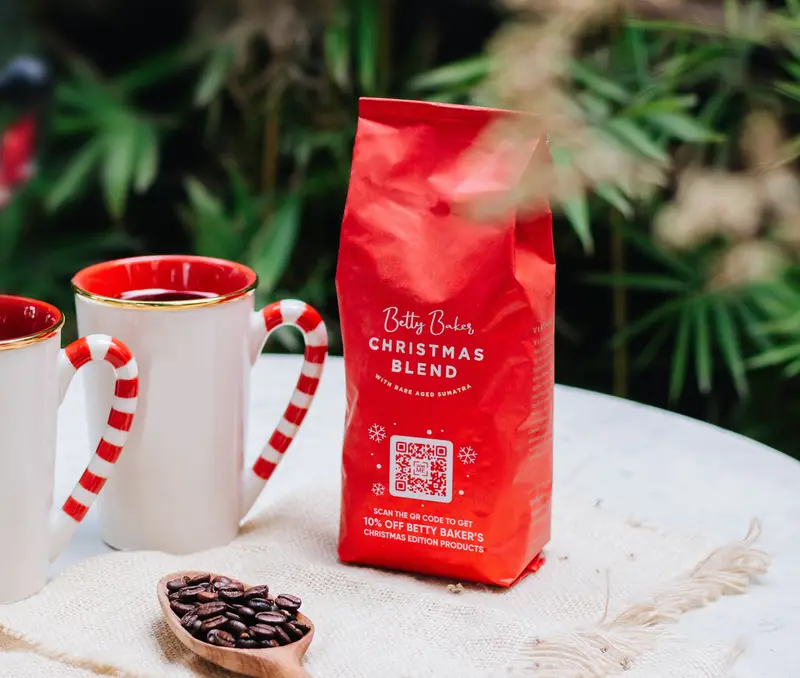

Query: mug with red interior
0;294;138;603
71;255;328;554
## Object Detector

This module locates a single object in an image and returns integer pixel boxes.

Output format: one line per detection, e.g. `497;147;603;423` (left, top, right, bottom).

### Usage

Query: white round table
52;355;800;677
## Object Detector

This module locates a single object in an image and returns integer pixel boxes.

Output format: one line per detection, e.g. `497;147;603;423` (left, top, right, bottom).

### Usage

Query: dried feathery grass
478;0;799;289
655;109;800;287
193;0;332;65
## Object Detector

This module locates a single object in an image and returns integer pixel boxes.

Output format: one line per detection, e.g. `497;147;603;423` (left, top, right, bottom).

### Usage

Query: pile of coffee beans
166;573;310;649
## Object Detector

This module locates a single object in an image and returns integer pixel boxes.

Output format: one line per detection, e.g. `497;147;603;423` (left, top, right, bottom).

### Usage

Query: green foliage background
3;0;800;457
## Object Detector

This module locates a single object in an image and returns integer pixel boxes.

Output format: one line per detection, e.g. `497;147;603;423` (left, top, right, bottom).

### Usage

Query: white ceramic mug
71;255;328;554
0;294;138;603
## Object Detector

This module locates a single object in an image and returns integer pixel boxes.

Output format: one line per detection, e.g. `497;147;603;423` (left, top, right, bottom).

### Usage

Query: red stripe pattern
242;300;328;514
57;335;138;532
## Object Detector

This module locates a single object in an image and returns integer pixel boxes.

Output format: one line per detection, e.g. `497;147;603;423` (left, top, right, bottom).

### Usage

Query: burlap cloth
0;367;770;677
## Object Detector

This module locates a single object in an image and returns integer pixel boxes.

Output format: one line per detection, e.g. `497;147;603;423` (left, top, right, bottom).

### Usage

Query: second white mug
72;255;328;554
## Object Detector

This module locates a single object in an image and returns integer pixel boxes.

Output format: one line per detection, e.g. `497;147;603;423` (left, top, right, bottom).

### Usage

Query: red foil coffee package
336;98;554;587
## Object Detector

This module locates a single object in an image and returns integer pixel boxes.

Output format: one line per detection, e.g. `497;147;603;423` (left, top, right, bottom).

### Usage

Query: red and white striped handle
241;299;328;516
50;334;138;560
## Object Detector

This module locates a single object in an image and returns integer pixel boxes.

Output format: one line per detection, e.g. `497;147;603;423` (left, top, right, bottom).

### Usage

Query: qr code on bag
389;435;453;503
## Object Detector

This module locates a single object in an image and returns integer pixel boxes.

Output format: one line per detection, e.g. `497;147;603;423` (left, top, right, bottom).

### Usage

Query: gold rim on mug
71;280;259;309
71;255;260;310
0;309;65;352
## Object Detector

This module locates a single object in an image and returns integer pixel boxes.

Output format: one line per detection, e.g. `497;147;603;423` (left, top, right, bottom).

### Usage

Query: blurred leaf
603;118;669;164
51;114;96;135
611;298;684;347
645;112;724;143
324;6;352;90
781;133;800;163
711;296;748;397
626;95;698;117
570;60;630;103
621;224;696;278
117;46;197;92
595;183;632;217
247;194;302;295
693;298;712;393
624;25;649;86
227;166;259;240
775;81;800;102
634;323;672;369
749;343;800;369
45;140;104;212
182;178;241;260
101;126;138;219
354;0;378;94
669;306;692;401
551;145;592;252
408;56;490;91
133;125;159;193
195;43;236;107
184;178;225;219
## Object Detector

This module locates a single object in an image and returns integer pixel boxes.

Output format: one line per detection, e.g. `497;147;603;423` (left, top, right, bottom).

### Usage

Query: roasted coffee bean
170;601;196;616
249;624;277;639
273;626;292;646
178;585;207;601
199;615;228;633
244;585;269;600
255;611;286;626
187;573;211;586
166;572;309;648
167;577;188;592
196;590;218;603
218;588;244;602
180;611;199;629
232;604;255;619
284;623;304;641
196;602;227;619
206;629;236;648
226;620;249;636
275;594;302;611
293;621;311;634
248;598;272;612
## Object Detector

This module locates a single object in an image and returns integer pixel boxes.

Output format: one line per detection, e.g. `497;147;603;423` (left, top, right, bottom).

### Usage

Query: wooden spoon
157;570;314;678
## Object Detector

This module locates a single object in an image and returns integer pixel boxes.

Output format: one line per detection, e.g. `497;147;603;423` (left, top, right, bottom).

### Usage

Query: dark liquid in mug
119;289;218;302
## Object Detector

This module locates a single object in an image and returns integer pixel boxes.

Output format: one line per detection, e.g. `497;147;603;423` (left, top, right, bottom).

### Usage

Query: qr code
389;435;453;503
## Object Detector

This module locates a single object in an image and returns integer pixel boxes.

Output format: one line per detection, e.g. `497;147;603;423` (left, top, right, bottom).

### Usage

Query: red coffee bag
336;98;554;587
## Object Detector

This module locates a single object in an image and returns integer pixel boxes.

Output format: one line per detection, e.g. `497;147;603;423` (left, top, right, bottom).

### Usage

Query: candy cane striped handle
241;300;328;517
50;334;138;561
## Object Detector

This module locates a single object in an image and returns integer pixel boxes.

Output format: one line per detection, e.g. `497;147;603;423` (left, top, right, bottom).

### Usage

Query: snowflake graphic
458;446;477;464
372;482;385;496
368;423;386;443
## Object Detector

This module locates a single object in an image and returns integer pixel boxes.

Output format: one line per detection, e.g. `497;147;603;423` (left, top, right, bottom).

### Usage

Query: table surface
51;355;800;677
